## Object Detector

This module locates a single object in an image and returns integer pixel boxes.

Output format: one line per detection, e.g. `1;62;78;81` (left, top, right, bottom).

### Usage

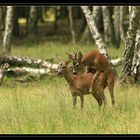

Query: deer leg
72;95;77;109
80;94;84;109
107;74;115;107
92;93;102;108
89;71;100;92
98;89;107;107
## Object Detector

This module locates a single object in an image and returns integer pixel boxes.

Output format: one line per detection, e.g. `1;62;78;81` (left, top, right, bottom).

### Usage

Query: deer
57;60;108;109
0;63;10;86
67;50;115;107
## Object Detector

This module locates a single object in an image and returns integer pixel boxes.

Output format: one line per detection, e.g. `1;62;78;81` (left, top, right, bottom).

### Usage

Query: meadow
0;40;140;134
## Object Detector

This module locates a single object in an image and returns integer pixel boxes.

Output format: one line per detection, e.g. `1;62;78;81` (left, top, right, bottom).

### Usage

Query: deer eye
75;63;79;67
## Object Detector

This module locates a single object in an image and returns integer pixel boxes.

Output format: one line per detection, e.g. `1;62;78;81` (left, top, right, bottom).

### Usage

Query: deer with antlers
57;60;107;109
67;50;115;107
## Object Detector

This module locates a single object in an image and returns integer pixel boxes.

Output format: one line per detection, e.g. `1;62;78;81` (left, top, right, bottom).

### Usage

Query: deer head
67;51;83;74
57;60;70;75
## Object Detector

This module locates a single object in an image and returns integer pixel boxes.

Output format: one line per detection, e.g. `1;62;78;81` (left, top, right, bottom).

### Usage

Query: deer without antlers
68;50;115;107
57;60;107;109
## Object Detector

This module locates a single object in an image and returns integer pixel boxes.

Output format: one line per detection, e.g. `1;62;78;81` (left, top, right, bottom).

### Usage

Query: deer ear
78;51;83;59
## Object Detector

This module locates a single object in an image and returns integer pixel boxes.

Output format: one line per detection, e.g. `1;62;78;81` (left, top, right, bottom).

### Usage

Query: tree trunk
0;6;6;31
28;6;38;37
102;6;116;46
0;55;58;70
0;55;121;70
131;22;140;84
13;7;20;37
38;6;44;23
0;7;3;41
81;6;108;57
7;67;51;77
114;6;121;48
2;6;14;55
54;6;58;30
120;6;126;43
68;6;76;45
92;6;103;33
119;7;140;84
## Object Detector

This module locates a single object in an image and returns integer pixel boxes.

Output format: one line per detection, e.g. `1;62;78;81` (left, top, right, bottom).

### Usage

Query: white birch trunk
28;6;38;36
68;6;76;45
81;6;108;57
131;21;140;83
114;6;121;48
119;6;140;84
102;6;116;45
2;6;14;55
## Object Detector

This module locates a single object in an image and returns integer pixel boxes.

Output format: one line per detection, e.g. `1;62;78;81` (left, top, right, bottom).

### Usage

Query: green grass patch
0;40;139;134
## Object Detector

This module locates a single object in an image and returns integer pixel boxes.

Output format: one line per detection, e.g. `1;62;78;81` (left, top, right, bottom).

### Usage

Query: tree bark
54;6;58;30
0;55;121;70
114;6;121;48
28;6;38;37
0;55;58;71
119;7;140;84
111;58;123;66
81;6;108;57
120;6;126;43
13;7;20;37
0;6;6;31
7;67;51;77
2;6;14;55
131;22;140;84
68;6;76;45
0;7;3;41
92;6;103;33
102;6;116;46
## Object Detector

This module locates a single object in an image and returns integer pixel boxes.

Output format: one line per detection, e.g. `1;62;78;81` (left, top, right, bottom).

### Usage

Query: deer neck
63;68;74;85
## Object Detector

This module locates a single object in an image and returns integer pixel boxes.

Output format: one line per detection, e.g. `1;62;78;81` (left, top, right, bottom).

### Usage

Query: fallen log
111;57;123;66
0;55;58;71
6;57;122;77
7;67;51;77
0;56;123;78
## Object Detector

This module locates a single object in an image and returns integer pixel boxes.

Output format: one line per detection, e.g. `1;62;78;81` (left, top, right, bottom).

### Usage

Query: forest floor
0;39;140;134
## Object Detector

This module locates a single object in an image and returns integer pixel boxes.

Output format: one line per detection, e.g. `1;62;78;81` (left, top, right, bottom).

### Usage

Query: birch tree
2;6;14;55
68;6;76;45
102;6;116;46
120;6;126;43
131;22;140;84
0;7;3;40
119;6;140;84
28;6;38;37
81;6;108;57
114;6;121;48
92;6;103;33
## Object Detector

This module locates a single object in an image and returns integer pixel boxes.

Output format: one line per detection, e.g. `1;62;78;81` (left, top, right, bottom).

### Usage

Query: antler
73;51;77;59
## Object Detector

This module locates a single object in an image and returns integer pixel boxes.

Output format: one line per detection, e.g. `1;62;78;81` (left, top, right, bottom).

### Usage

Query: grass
0;40;139;134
